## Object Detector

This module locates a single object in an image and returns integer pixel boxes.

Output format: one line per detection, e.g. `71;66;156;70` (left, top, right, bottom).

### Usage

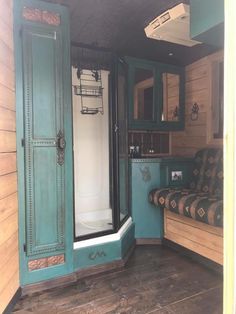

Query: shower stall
72;46;129;240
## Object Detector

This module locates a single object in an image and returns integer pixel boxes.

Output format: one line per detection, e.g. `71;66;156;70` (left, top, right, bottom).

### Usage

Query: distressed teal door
14;0;73;285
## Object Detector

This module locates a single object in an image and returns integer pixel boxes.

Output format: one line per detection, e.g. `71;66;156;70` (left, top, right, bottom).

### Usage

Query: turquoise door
14;0;73;285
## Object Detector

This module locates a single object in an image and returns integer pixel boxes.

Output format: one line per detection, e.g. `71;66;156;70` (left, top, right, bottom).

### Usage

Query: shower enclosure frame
72;45;130;242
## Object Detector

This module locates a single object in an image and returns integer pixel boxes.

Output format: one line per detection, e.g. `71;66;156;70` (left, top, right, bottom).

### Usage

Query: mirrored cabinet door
133;68;154;121
158;67;185;130
127;57;185;131
162;73;180;122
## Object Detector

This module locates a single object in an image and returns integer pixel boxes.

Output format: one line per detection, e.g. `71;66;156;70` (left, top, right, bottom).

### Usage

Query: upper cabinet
127;57;185;131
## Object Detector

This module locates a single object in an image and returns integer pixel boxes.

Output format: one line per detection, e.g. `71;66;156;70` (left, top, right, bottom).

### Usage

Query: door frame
14;0;74;285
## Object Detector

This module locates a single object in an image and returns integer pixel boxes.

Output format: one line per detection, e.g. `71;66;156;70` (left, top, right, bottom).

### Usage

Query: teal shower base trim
73;222;135;271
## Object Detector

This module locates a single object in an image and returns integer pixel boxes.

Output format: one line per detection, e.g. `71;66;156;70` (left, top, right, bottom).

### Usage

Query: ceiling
45;0;219;66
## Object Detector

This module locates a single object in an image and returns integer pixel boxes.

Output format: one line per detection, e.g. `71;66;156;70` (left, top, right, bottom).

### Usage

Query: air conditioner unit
144;3;201;47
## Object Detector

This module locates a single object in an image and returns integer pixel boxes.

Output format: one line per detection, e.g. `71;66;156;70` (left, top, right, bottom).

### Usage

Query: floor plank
13;246;222;314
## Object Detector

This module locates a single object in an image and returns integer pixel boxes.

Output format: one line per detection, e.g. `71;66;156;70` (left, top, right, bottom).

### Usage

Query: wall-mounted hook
191;102;199;121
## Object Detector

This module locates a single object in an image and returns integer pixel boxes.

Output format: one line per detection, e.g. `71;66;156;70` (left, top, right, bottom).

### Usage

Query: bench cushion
149;187;223;227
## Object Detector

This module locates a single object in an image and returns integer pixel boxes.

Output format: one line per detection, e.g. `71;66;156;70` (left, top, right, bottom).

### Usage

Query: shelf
74;85;103;97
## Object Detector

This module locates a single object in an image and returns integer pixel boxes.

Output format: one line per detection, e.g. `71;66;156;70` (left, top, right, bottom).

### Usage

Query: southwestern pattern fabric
149;148;223;227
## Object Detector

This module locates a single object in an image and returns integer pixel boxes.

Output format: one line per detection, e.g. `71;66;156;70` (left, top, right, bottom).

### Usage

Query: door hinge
23;243;27;252
21;138;25;147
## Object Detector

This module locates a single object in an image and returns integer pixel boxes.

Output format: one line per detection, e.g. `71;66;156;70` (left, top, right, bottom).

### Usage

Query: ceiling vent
144;3;201;47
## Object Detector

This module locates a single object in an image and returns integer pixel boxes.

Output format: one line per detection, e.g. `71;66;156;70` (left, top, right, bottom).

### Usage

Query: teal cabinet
130;157;193;240
130;159;164;239
127;57;185;131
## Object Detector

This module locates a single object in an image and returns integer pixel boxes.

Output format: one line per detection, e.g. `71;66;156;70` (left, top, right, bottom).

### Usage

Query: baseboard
22;243;135;296
3;287;22;314
162;238;223;275
136;238;162;245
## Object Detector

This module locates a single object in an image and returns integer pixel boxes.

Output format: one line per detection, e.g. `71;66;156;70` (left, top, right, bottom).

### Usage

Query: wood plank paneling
0;83;15;110
0;40;14;71
0;152;16;175
0;172;17;200
171;51;223;156
0;0;19;312
0;193;18;223
0;61;15;91
0;130;16;152
0;107;16;131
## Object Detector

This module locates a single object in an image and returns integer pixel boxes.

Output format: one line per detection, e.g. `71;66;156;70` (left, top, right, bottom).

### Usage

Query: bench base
164;209;223;265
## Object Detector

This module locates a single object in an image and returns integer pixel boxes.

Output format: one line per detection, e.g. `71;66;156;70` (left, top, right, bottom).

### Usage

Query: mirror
162;73;180;122
133;68;154;121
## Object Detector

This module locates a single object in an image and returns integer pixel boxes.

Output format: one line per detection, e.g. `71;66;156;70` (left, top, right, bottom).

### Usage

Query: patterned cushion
189;148;223;195
149;148;223;227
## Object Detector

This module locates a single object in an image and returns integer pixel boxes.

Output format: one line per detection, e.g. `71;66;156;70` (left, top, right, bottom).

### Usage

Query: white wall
72;68;111;225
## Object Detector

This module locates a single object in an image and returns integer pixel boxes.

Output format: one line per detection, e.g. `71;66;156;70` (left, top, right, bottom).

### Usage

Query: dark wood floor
13;246;223;314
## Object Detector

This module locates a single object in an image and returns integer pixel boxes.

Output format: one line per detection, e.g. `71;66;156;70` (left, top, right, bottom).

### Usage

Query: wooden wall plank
0;107;16;131
171;51;223;156
0;19;13;50
0;193;18;224
0;173;17;200
0;251;19;296
0;271;19;314
0;232;18;271
0;212;18;248
0;1;13;30
0;83;15;111
0;130;16;152
0;153;16;175
0;61;15;91
0;39;14;71
0;1;19;312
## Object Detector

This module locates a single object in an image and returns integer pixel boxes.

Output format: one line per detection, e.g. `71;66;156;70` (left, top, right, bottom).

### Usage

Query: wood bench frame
164;209;223;265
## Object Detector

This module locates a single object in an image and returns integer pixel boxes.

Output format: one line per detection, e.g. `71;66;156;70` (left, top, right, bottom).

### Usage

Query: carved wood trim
28;254;65;271
23;7;61;26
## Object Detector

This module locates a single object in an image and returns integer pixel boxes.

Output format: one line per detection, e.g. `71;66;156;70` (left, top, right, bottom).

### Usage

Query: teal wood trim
190;0;224;47
130;160;163;239
126;56;185;131
73;223;135;271
190;0;224;39
130;157;193;239
14;0;73;286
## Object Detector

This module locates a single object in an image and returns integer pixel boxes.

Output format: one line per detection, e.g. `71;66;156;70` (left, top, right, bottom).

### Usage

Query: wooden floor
13;246;223;314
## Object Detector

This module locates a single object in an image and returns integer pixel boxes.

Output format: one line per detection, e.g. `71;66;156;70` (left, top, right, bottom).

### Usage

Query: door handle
56;130;66;165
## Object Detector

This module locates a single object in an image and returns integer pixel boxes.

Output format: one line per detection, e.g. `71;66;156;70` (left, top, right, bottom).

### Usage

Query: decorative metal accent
23;7;61;26
191;102;199;121
88;251;106;260
57;130;66;166
172;105;179;120
139;166;151;182
28;254;65;271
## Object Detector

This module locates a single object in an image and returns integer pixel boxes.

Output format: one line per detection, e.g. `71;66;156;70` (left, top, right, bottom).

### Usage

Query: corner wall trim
3;287;22;314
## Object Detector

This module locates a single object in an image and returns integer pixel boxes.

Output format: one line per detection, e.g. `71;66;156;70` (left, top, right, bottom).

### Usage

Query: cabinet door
127;57;185;131
157;66;185;131
15;0;73;285
128;58;160;129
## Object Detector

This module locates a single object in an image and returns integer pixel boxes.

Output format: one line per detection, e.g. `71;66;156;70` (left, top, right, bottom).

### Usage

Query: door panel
23;25;65;256
32;34;58;138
